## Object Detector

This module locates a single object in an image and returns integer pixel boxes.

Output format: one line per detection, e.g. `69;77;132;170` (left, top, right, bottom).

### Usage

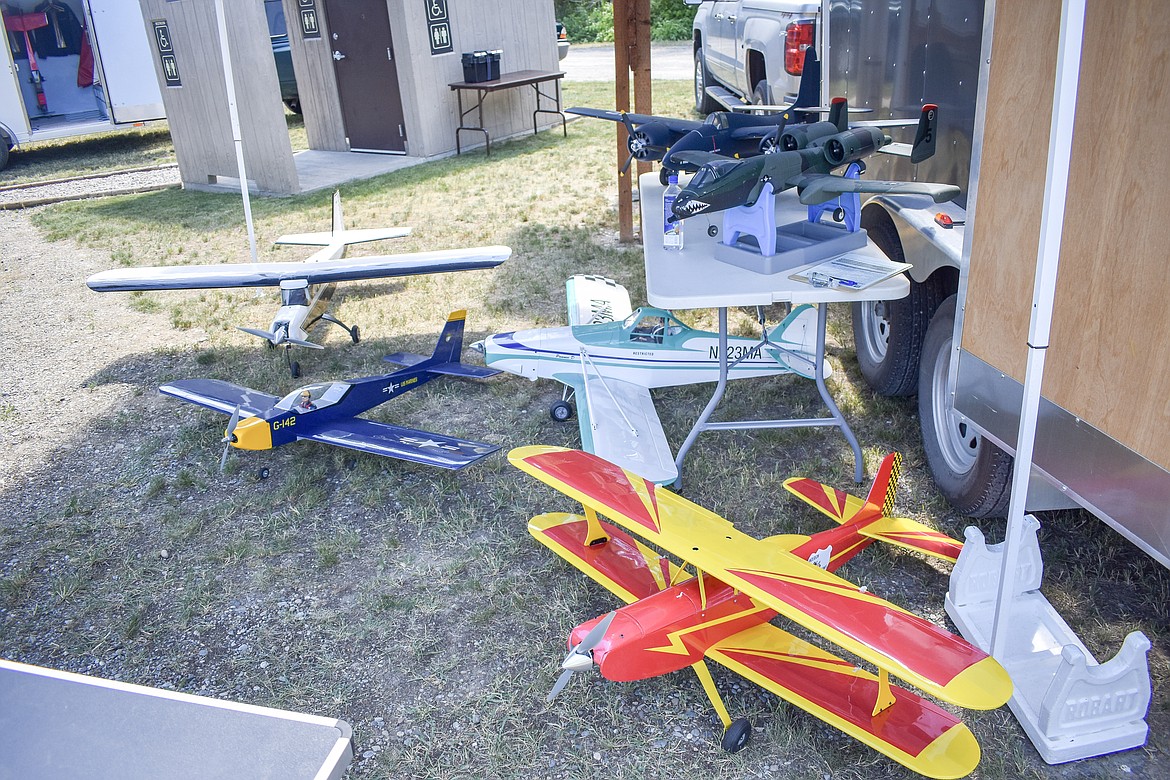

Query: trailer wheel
851;216;948;396
694;46;719;115
919;296;1012;518
0;134;10;171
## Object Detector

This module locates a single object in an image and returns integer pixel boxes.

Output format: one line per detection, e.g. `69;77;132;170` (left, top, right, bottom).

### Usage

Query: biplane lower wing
304;419;498;469
567;375;677;485
529;512;980;780
707;626;980;780
509;446;1011;712
160;380;279;417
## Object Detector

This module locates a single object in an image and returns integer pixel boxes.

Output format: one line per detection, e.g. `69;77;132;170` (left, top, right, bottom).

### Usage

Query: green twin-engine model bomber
670;98;960;221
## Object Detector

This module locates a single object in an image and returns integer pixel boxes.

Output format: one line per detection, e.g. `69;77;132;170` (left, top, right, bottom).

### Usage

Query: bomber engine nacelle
773;121;838;153
821;127;888;168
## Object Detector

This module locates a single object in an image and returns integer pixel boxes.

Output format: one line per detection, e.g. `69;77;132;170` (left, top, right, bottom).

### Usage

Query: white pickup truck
689;0;819;113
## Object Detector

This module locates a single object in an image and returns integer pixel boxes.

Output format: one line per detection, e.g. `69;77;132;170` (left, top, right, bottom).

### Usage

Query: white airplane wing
87;246;511;292
568;373;677;485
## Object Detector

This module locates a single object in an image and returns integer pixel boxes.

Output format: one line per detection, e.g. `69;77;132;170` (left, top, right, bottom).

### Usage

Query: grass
2;78;1168;780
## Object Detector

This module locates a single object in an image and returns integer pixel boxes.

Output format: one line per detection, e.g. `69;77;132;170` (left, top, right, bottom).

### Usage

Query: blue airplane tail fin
793;47;820;112
383;312;499;378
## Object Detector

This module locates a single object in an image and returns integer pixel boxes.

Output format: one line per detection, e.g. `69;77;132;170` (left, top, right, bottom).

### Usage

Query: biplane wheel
833;207;846;222
720;718;751;753
549;400;574;422
351;325;361;344
290;361;301;379
257;467;270;481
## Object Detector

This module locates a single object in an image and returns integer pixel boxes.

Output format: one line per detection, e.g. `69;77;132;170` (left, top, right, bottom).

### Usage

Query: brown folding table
448;69;567;155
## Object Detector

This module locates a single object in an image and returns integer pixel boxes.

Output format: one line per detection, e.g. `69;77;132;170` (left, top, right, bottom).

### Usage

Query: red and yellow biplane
509;446;1011;779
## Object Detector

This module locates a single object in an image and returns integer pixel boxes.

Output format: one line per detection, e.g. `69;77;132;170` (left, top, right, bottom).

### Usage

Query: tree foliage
554;0;697;43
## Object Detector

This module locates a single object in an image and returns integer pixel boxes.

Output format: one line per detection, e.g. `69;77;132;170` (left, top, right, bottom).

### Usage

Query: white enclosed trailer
0;0;163;170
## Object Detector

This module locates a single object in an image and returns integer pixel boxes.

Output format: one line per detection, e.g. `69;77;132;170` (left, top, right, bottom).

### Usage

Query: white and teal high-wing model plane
473;276;827;484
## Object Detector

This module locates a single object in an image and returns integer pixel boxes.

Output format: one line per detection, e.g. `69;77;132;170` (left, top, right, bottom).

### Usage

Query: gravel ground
0;165;180;209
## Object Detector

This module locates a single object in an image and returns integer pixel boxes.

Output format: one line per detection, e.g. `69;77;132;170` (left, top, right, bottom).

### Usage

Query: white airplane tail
566;275;633;327
274;191;411;253
765;304;828;379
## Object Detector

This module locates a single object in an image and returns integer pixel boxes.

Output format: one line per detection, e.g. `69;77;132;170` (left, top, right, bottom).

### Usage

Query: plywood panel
964;0;1170;469
1047;0;1170;467
961;0;1060;380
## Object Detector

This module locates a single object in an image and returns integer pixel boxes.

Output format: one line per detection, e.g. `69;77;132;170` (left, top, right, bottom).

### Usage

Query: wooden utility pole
613;0;653;243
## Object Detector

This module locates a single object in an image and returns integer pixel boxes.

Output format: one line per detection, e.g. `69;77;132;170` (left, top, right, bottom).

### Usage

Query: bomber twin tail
511;447;1010;779
162;311;500;471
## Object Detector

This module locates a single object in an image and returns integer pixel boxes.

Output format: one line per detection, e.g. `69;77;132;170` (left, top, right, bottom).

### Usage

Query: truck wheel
851;216;948;396
694;46;719;115
919;296;1012;518
751;81;771;106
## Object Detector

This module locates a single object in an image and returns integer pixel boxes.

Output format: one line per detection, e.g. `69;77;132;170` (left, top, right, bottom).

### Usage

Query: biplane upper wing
303;418;498;469
529;511;981;779
565;374;677;485
86;246;511;291
509;446;1011;711
160;379;279;417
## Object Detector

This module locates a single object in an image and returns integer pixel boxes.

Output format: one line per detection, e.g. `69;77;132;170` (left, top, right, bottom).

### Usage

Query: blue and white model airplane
472;276;826;484
88;191;510;377
162;311;499;471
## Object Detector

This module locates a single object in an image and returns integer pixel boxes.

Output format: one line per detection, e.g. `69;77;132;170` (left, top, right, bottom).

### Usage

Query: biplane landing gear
319;313;360;344
550;400;574;422
720;718;751;753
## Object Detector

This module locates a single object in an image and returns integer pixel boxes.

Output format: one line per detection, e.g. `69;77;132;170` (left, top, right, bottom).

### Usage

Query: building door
323;0;407;152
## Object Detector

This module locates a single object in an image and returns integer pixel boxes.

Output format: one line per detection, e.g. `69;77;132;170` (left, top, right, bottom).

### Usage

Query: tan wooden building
138;0;561;194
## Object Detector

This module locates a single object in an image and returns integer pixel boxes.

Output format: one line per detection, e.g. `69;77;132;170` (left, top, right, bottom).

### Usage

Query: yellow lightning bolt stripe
717;644;865;677
629;476;661;533
821;483;846;517
646;605;774;656
731;567;903;610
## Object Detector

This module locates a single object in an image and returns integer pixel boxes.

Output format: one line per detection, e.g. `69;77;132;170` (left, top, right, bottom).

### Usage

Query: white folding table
638;172;910;487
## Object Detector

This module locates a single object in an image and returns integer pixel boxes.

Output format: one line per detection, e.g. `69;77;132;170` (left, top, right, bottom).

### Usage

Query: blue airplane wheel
550;400;574;422
721;718;751;753
257;467;270;481
833;207;846;222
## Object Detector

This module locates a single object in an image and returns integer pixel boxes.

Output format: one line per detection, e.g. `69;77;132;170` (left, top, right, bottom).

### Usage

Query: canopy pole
990;0;1086;657
213;0;258;263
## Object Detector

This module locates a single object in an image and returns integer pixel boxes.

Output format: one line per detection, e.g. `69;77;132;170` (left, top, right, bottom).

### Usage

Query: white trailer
0;0;163;170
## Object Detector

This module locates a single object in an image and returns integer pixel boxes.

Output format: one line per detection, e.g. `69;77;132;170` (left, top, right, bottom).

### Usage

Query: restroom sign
298;0;321;40
426;0;453;55
151;20;181;87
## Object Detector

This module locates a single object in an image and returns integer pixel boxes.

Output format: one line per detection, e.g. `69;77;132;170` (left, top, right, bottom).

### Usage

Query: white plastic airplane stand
946;515;1152;764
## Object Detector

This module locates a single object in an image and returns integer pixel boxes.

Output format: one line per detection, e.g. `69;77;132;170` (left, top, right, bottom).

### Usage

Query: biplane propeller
510;446;1010;779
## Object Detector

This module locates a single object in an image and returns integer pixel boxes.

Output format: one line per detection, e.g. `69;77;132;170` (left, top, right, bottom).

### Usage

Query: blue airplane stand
807;162;863;233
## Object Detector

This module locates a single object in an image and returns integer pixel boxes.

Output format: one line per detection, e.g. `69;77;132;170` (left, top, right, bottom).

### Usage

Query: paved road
560;42;691;81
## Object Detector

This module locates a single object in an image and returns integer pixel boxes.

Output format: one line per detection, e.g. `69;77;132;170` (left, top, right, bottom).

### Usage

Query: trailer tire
851;216;948;396
694;46;719;115
919;296;1012;518
0;134;10;171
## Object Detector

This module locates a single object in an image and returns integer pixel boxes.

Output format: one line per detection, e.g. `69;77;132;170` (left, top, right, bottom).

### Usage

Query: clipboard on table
790;253;912;291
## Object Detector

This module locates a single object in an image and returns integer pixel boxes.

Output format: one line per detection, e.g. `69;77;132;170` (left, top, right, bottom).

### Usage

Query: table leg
670;304;865;488
672;307;730;489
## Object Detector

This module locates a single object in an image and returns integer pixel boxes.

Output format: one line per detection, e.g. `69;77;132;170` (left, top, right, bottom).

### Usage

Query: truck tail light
785;21;815;76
